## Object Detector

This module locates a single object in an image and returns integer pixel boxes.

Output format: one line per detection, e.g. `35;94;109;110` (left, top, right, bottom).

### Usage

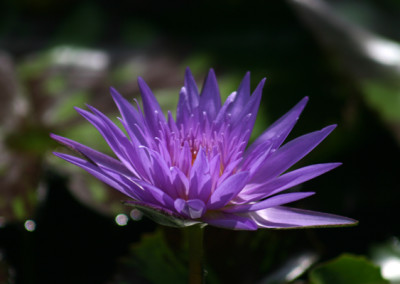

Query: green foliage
127;230;187;284
362;81;400;121
309;254;389;284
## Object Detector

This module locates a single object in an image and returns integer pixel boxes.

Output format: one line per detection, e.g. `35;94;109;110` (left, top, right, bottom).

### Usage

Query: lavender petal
238;163;341;202
250;206;357;228
207;171;250;210
199;68;221;120
247;97;309;154
224;192;315;213
250;125;336;183
202;211;258;230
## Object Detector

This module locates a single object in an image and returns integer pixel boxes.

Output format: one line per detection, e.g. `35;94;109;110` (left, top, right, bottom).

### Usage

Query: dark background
0;0;399;283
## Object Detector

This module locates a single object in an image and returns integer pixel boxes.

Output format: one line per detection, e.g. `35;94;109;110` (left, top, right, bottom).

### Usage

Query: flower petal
75;107;135;172
202;211;257;230
135;180;175;209
227;72;250;118
184;67;200;111
238;163;341;202
189;147;212;200
50;133;133;177
137;77;166;136
231;78;266;133
110;87;148;145
207;171;249;210
53;152;141;200
199;69;221;120
224;192;315;213
249;206;357;228
174;198;206;219
250;125;336;183
246;97;309;155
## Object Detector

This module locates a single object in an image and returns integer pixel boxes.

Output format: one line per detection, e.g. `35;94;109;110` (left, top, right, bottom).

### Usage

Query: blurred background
0;0;399;283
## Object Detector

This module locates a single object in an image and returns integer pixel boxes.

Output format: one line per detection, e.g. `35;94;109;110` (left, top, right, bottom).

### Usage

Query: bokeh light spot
24;220;36;232
115;214;129;226
130;209;143;221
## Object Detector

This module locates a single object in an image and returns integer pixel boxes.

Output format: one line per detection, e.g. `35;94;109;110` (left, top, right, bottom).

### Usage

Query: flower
51;68;356;230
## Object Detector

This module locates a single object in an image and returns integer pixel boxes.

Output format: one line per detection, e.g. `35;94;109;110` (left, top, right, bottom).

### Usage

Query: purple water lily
51;68;356;230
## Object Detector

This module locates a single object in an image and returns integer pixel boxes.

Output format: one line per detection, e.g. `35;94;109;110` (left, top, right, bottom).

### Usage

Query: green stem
186;224;205;284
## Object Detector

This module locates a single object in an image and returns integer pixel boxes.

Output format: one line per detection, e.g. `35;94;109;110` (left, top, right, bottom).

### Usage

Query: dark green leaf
309;254;389;284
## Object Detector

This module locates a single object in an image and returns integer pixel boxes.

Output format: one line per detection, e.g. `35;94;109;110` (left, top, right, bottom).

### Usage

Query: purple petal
109;87;148;145
224;192;315;213
237;163;341;202
250;125;336;184
140;147;173;192
199;69;221;120
246;97;309;155
50;133;133;177
231;78;266;131
214;91;236;127
226;72;250;118
184;67;200;110
208;153;221;190
240;140;273;176
74;106;138;174
249;206;357;228
177;140;192;176
202;211;257;230
135;180;175;209
207;171;250;210
174;198;206;219
137;77;166;135
170;167;189;199
188;147;212;200
53;152;141;200
176;87;191;127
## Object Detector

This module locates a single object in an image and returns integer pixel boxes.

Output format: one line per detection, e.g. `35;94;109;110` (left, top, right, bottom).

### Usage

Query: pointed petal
227;72;251;118
207;171;250;210
230;78;266;146
110;87;148;145
53;152;141;199
247;97;309;154
249;206;357;228
231;78;266;128
50;133;134;177
170;167;189;199
214;91;236;127
74;106;139;174
240;140;273;176
188;147;212;200
184;67;200;110
142;147;173;192
202;211;257;230
238;163;341;202
176;87;191;126
174;198;206;219
224;192;315;213
199;69;221;120
250;125;336;183
137;77;166;135
135;180;175;209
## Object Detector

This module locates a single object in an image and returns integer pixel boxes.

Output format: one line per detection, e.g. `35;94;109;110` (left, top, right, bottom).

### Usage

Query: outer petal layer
250;206;357;229
202;211;258;230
